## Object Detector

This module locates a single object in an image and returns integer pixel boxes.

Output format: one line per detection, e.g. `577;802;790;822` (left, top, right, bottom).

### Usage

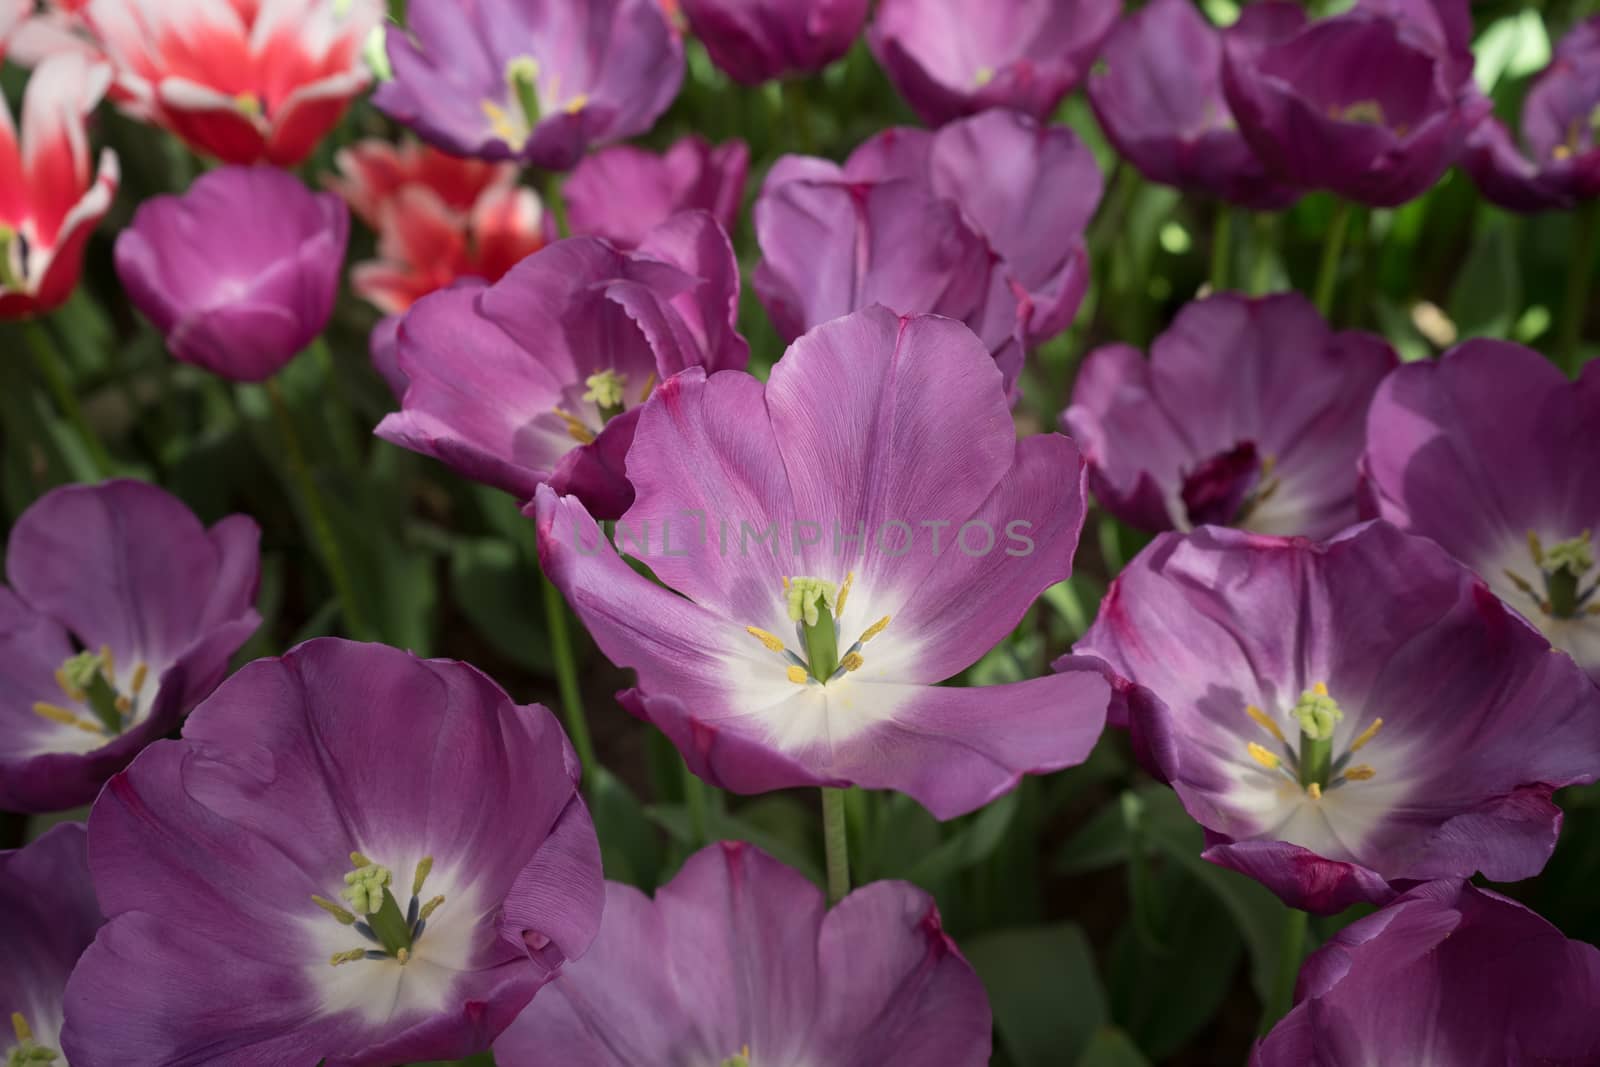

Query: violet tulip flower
1074;522;1600;913
0;480;260;812
115;166;349;382
1087;0;1298;210
376;211;748;521
1254;881;1600;1065
1362;340;1600;681
1;825;103;1067
566;135;749;249
494;842;993;1066
375;0;683;171
680;0;869;85
61;638;604;1067
1221;1;1483;206
1064;292;1396;539
537;306;1112;819
868;0;1119;126
1465;16;1600;212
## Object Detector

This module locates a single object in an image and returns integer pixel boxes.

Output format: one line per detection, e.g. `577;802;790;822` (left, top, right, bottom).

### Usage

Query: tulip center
1180;443;1280;528
720;1047;752;1067
482;56;589;151
1242;683;1382;797
1504;531;1598;620
32;647;148;739
313;853;445;968
6;1014;56;1067
745;573;891;685
554;371;657;444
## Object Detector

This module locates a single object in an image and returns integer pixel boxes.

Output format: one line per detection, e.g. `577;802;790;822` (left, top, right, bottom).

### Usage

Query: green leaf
1448;216;1522;341
901;791;1020;886
589;766;664;890
449;537;553;674
965;923;1107;1067
1075;1027;1151;1067
646;804;823;886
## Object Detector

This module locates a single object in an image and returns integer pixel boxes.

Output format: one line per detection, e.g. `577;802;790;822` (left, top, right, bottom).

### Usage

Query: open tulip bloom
0;51;118;319
375;0;683;171
1253;881;1600;1065
566;134;749;250
60;639;604;1067
494;842;992;1066
1065;292;1397;539
1363;339;1600;681
1075;521;1600;913
536;306;1112;819
0;480;260;812
0;825;103;1067
377;210;748;521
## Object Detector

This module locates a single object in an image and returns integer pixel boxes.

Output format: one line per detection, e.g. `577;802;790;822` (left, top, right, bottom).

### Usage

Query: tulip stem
820;787;851;904
1313;200;1354;320
542;171;570;238
264;378;372;641
1248;214;1277;296
22;318;114;477
1260;906;1310;1033
540;570;598;783
1210;207;1233;292
1557;199;1599;376
783;79;817;154
683;759;709;846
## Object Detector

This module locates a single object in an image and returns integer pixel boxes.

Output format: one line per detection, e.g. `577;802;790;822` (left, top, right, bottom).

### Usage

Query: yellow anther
841;652;864;672
33;702;102;734
115;694;132;715
1342;764;1376;781
312;894;357;925
746;627;786;653
419;894;445;921
1312;681;1329;697
1246;742;1280;770
1348;717;1383;752
54;667;83;702
836;571;855;617
1554;144;1574;161
860;615;891;642
350;851;374;867
1245;704;1285;742
412;857;434;897
1528;530;1546;565
330;949;368;966
786;665;808;685
100;645;114;678
12;1012;31;1042
1306;782;1323;800
565;93;589;114
639;372;658;403
130;662;148;694
974;65;995;87
396;947;411;965
554;408;596;444
781;575;790;591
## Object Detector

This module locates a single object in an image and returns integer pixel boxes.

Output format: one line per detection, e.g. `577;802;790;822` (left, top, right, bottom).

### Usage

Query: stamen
100;645;114;679
1348;717;1383;752
350;851;374;867
12;1013;31;1043
481;100;523;147
1306;782;1323;800
840;652;864;671
418;895;445;921
33;702;103;734
836;571;855;617
1246;742;1280;770
330;949;368;966
1528;530;1546;566
583;370;628;422
974;65;995;87
411;856;434;897
639;373;658;403
130;663;148;694
114;695;132;715
53;667;83;702
565;94;589;114
859;616;891;642
786;665;809;685
1244;704;1285;742
554;408;596;445
396;947;411;965
1341;764;1376;781
746;627;787;653
311;895;357;925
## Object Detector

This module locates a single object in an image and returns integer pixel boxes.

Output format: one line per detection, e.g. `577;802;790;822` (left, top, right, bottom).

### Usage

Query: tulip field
2;0;1599;1064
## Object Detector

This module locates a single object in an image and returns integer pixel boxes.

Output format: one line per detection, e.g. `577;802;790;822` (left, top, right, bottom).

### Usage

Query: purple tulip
0;825;103;1066
1073;522;1600;914
494;842;993;1065
536;306;1111;819
1087;0;1299;210
376;211;749;520
1465;16;1600;212
679;0;870;85
566;135;750;249
1254;881;1600;1066
114;166;349;382
0;480;260;812
60;638;604;1067
1362;340;1600;681
375;0;683;171
1221;2;1483;206
868;0;1119;126
1064;292;1396;539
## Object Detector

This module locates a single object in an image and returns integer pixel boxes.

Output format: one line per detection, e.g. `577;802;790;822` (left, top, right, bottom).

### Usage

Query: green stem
1261;907;1310;1032
782;78;817;154
1210;207;1234;292
542;171;570;238
821;787;851;904
1248;214;1277;296
310;338;361;472
264;378;371;640
683;759;709;846
1557;199;1600;375
540;571;597;782
22;319;114;477
1313;201;1354;320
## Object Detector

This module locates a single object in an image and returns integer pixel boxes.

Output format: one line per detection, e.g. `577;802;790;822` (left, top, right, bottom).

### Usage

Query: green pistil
1293;685;1344;788
1541;533;1595;618
60;650;124;734
583;370;628;423
506;56;543;132
787;577;839;681
342;859;412;955
1337;99;1386;126
7;1014;57;1067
